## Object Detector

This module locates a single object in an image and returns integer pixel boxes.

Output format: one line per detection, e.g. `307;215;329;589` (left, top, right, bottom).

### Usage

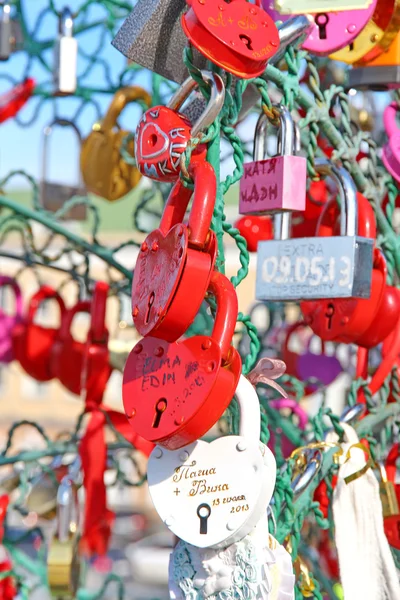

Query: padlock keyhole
197;503;211;535
239;34;253;51
152;398;168;428
315;14;329;40
149;134;158;147
325;303;335;330
349;42;354;52
144;291;155;324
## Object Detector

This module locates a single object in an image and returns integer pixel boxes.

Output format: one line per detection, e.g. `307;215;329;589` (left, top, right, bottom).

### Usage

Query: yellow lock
80;86;151;202
47;464;81;599
330;0;400;65
379;463;400;518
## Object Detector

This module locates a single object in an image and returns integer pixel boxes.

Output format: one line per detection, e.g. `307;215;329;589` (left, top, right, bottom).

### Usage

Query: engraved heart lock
123;271;242;450
147;375;276;549
382;102;400;184
263;0;378;56
135;70;224;182
181;0;280;79
132;159;217;341
80;86;152;201
0;276;23;364
51;282;111;400
12;286;66;382
300;175;388;345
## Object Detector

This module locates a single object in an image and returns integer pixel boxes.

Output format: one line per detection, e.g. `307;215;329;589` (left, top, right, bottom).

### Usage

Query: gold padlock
330;0;400;65
80;86;151;202
47;463;81;598
379;463;400;518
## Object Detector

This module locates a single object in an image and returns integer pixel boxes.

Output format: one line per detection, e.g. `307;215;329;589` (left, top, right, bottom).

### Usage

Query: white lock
147;375;276;549
54;7;77;96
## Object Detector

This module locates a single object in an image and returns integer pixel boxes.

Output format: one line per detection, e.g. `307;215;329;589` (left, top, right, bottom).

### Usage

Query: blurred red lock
12;286;66;382
234;215;273;252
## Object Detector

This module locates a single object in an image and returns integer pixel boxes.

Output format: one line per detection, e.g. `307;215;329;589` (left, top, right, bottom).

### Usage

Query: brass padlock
379;463;400;518
80;86;151;202
41;118;87;220
47;467;81;599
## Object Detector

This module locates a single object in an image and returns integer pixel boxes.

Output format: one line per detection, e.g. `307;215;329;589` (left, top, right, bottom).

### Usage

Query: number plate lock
239;105;306;214
256;159;373;302
123;272;241;450
147;375;276;548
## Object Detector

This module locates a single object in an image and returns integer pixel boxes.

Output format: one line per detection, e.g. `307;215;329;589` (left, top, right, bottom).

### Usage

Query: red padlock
12;286;66;382
135;70;224;182
51;282;112;401
234;215;273;252
386;444;400;508
181;0;279;79
301;193;388;345
0;78;35;124
123;271;242;450
291;179;330;239
132;159;217;341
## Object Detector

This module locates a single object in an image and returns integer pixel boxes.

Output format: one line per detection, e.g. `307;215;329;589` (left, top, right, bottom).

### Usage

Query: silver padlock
111;0;207;84
256;158;374;301
40;119;87;220
54;7;77;96
347;66;400;92
0;3;11;60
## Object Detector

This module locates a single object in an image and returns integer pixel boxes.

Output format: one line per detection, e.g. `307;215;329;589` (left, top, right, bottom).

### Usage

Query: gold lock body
330;0;400;65
80;86;151;202
47;531;80;599
379;463;400;518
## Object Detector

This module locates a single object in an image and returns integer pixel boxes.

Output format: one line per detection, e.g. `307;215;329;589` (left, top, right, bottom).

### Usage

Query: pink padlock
262;0;377;56
0;276;23;364
239;105;306;214
382;102;400;184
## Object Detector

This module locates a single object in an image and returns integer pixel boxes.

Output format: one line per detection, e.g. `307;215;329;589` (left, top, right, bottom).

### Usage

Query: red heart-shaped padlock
132;159;217;341
182;0;279;78
123;271;241;450
234;215;273;252
355;284;400;349
301;193;386;344
12;287;66;382
51;283;111;401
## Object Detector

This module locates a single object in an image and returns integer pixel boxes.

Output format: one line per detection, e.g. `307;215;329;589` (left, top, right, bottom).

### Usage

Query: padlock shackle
168;70;225;138
58;7;74;37
384;102;399;138
89;281;109;344
208;271;238;364
160;159;216;248
41;118;83;189
100;86;152;133
59;301;91;339
27;286;66;325
314;159;358;238
235;375;261;443
254;104;297;162
0;276;23;319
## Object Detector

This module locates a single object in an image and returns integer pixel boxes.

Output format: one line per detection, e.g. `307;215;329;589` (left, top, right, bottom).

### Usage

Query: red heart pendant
182;0;279;79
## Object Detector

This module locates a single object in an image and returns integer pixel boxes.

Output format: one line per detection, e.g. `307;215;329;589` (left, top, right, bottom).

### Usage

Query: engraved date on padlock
256;236;373;301
274;0;373;14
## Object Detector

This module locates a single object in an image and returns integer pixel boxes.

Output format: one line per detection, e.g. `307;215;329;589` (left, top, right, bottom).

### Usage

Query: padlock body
382;135;400;182
48;533;80;598
135;106;198;182
122;336;241;450
41;182;87;220
0;313;18;363
12;324;59;382
55;36;77;95
384;516;400;550
256;235;373;301
239;156;307;215
275;0;374;13
348;65;400;90
380;480;400;518
132;226;217;341
0;18;11;60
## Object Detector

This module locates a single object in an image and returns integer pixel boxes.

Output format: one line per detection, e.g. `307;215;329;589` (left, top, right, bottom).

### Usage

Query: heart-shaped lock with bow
51;282;111;400
132;159;217;341
80;86;152;201
135;70;224;182
382;102;400;184
147;374;276;549
0;276;23;364
12;286;66;382
123;271;241;450
182;0;279;78
300;174;385;344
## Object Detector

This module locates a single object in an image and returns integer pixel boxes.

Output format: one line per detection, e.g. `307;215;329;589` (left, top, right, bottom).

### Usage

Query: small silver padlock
347;66;400;92
0;3;11;60
256;159;374;301
40;119;86;220
54;7;77;96
111;0;207;84
240;105;307;214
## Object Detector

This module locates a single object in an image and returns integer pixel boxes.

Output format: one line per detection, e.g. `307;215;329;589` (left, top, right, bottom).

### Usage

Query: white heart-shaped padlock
147;375;276;549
